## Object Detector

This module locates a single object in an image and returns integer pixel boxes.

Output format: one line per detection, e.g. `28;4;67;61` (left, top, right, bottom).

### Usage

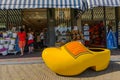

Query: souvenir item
0;44;3;49
1;49;8;56
3;32;7;38
10;39;15;44
42;41;110;76
12;33;17;38
0;39;4;44
8;44;14;50
3;44;9;49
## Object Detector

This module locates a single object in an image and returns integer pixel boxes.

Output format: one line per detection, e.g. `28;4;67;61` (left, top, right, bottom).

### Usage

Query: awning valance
0;0;88;11
87;0;120;8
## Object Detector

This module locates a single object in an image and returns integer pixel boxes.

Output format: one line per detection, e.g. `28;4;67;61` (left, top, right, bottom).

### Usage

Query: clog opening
89;49;104;52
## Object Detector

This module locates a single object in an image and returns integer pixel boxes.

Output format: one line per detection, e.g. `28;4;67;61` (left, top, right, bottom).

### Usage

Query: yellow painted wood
42;41;111;76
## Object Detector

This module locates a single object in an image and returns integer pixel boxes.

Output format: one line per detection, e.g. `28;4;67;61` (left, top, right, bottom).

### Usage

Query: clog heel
42;41;111;76
89;48;110;71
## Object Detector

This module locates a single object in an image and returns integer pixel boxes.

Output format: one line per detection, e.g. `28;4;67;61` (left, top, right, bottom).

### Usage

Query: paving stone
0;49;119;80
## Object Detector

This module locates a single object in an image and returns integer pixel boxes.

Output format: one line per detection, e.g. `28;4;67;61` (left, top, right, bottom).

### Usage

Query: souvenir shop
0;9;48;55
54;9;84;46
0;8;79;55
0;0;117;55
81;7;117;48
0;7;119;56
0;10;21;56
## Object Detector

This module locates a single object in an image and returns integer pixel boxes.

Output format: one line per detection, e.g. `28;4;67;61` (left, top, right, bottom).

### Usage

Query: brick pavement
0;49;119;80
110;49;120;61
0;61;119;80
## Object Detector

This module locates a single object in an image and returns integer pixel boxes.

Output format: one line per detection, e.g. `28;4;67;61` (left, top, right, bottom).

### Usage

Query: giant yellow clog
42;41;110;76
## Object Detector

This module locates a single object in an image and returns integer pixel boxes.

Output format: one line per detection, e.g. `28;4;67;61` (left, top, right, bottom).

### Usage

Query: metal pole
115;7;119;48
6;10;8;30
103;6;107;48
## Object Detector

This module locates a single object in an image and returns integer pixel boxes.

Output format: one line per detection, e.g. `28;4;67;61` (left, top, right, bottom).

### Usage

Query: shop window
82;21;106;47
81;7;116;48
55;8;71;46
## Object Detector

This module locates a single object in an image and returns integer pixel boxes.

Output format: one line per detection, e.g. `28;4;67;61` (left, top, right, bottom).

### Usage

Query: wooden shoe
42;41;110;76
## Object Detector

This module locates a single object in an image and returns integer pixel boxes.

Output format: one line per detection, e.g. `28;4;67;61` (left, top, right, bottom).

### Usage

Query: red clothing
18;32;26;41
18;41;26;48
27;40;34;45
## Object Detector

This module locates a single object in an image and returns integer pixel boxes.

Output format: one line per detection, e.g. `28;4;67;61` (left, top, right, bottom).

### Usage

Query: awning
86;0;120;9
0;0;88;11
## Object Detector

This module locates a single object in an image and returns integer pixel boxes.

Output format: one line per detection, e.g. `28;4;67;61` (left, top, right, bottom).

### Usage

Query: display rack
83;24;90;41
0;31;19;56
55;25;71;46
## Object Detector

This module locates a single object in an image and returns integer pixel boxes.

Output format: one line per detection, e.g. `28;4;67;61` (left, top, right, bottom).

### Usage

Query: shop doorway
0;9;48;58
22;9;48;49
22;9;47;32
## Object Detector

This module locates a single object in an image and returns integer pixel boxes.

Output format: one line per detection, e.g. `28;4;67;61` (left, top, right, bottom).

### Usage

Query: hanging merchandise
0;39;4;44
0;44;3;49
82;21;106;47
12;33;17;38
10;39;15;44
83;24;90;46
3;32;8;38
55;8;71;46
107;30;117;49
0;30;19;55
90;22;105;46
3;44;9;49
8;44;14;50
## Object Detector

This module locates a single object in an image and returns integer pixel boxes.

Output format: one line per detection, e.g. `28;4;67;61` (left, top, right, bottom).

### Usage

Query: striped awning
87;0;120;8
0;0;88;11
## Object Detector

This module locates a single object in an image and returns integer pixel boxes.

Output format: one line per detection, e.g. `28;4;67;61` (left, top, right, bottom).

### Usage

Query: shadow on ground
61;61;120;78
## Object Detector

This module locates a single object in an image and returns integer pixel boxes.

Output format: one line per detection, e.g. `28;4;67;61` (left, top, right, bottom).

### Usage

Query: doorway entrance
22;9;48;49
22;9;47;32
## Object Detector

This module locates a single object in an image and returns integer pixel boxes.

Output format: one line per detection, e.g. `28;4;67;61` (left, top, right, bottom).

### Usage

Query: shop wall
117;7;120;47
47;8;56;46
77;16;82;31
0;10;22;30
118;7;120;20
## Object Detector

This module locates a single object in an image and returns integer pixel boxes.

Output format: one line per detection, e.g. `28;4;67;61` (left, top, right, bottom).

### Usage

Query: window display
82;21;106;47
81;7;116;48
90;21;105;47
55;8;71;46
83;24;90;41
55;24;71;46
0;28;19;55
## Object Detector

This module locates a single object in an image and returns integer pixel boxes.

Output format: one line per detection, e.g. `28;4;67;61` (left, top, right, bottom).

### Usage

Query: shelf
8;50;18;54
57;35;71;36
